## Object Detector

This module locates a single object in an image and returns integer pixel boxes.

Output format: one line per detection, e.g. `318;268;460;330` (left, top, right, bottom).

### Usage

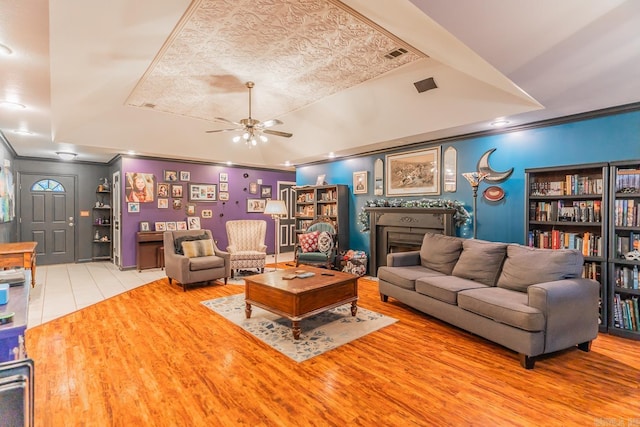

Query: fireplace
365;207;456;275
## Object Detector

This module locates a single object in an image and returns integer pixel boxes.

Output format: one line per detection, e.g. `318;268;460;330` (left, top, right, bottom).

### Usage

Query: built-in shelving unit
92;189;112;261
525;163;608;331
608;160;640;339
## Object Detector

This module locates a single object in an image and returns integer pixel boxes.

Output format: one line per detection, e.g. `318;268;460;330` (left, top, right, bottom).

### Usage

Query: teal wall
296;109;640;253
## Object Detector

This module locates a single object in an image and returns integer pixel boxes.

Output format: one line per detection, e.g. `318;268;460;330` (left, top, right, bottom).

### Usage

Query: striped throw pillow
181;239;215;258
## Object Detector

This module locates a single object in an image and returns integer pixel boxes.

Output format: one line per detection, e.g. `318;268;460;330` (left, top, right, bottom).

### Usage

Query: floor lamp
264;199;287;271
462;172;488;239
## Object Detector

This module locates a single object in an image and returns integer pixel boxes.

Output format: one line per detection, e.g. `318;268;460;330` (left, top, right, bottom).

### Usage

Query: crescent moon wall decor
477;148;514;183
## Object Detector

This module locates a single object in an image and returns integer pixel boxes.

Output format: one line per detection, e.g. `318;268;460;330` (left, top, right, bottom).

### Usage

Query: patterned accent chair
225;220;268;277
294;216;338;269
163;229;230;291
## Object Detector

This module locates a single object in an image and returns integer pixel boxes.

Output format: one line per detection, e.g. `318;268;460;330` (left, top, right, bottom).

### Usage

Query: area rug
201;293;397;362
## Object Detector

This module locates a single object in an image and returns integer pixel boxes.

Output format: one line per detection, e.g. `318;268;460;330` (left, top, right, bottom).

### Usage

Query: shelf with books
293;184;349;249
526;162;609;331
608;160;640;339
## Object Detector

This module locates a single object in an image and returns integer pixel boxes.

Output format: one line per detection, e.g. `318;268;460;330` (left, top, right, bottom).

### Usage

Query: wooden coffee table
244;266;358;339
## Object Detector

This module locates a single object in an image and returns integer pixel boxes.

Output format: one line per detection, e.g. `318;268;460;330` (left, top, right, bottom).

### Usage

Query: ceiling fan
206;81;293;146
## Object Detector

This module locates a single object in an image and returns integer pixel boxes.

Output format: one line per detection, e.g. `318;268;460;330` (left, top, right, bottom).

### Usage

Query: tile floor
27;252;295;328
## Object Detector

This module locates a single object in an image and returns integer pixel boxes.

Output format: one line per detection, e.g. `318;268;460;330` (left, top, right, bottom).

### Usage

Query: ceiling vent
142;102;156;109
413;77;437;93
384;47;408;60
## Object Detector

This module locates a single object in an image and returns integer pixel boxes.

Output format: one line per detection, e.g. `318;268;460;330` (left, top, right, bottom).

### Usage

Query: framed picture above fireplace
386;147;441;196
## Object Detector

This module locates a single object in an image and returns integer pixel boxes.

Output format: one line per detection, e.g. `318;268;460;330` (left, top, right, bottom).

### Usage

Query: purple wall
121;157;294;268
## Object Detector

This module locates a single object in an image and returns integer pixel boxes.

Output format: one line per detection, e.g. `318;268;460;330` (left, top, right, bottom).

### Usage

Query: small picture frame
185;204;196;216
353;171;368;194
164;170;178;182
166;221;177;231
158;198;169;209
219;192;229;201
176;221;187;230
179;171;191;181
157;183;169;198
128;202;139;213
247;198;266;213
188;217;201;230
139;221;150;232
219;182;229;192
202;209;213;219
219;172;228;182
316;174;327;185
155;222;166;231
173;199;182;210
260;185;272;199
171;184;183;198
249;182;258;194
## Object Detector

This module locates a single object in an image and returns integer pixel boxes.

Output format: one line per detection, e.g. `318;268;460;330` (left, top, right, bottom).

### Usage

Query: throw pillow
181;239;215;258
317;231;334;254
497;244;584;292
419;233;463;275
451;239;508;286
299;231;320;253
174;232;209;255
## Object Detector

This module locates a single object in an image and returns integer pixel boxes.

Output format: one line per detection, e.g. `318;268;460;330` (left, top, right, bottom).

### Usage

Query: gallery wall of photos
120;156;294;269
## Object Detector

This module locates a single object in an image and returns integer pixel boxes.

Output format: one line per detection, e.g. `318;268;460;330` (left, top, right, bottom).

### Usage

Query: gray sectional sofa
377;233;600;368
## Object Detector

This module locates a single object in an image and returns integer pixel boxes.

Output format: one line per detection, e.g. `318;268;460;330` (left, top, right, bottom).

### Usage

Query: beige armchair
163;229;230;291
225;220;267;277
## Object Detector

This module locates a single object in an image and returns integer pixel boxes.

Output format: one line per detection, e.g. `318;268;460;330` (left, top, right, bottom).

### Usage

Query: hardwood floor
27;270;640;426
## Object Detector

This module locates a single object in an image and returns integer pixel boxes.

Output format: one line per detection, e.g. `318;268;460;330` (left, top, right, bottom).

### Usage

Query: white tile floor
27;252;294;328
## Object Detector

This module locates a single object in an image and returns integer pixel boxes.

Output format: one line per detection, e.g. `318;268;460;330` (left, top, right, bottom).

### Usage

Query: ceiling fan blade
263;129;293;138
205;127;244;133
260;119;283;128
212;117;241;126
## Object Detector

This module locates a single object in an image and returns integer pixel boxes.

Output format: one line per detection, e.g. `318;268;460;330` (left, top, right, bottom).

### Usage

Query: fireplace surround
364;207;456;275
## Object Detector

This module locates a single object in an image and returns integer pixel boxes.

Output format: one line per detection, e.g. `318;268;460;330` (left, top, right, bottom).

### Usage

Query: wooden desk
0;242;37;287
136;232;165;271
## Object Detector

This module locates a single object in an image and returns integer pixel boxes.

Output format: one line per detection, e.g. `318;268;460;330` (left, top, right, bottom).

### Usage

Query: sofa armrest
258;244;267;253
528;278;600;353
212;242;231;277
226;244;237;253
386;250;420;267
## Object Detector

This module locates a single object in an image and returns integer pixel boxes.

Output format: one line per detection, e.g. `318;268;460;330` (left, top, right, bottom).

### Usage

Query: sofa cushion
419;233;463;275
416;275;490;305
497;245;584;292
317;231;334;254
452;239;508;286
378;265;444;291
182;239;215;258
458;287;545;332
189;255;226;271
174;232;209;255
299;231;320;253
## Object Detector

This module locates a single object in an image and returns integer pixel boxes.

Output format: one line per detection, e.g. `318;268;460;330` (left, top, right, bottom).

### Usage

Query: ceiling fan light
259;134;268;143
242;132;250;140
251;138;257;146
232;135;241;143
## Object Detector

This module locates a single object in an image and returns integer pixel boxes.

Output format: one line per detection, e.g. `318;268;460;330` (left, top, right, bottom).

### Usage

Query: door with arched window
19;174;76;265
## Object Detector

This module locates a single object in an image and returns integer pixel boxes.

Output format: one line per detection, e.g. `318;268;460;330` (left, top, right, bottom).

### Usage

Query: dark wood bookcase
525;163;609;332
293;184;349;251
608;160;640;340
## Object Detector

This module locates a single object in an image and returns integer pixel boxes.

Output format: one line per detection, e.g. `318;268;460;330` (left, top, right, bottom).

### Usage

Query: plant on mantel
357;198;471;232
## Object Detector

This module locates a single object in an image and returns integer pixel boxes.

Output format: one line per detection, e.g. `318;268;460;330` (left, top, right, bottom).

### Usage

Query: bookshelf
293;184;349;250
525;163;608;331
608;160;640;339
92;189;112;261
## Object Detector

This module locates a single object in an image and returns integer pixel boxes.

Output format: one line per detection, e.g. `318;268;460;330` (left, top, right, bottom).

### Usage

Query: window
31;179;65;192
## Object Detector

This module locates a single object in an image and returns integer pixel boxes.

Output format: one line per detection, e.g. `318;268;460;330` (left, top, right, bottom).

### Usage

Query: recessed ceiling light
12;129;33;135
0;101;26;109
56;152;77;161
284;161;291;167
0;43;12;55
328;152;336;158
226;161;232;166
127;150;136;155
490;119;510;127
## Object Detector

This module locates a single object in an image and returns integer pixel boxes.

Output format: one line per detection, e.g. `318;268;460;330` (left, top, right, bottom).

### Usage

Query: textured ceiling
126;0;426;126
